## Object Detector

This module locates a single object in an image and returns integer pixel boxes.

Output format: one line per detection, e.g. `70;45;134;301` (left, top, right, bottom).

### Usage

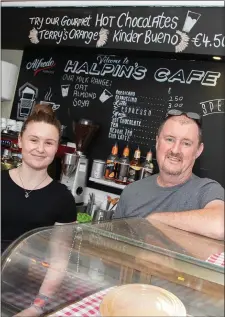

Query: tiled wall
1;49;23;118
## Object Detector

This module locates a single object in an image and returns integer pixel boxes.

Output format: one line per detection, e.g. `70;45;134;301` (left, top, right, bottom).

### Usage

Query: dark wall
10;46;225;190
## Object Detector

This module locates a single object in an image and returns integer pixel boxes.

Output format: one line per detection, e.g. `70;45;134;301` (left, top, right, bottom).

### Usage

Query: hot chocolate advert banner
2;7;225;55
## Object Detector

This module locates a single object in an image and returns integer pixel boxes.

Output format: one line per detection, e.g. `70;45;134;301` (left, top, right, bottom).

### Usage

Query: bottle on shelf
11;152;22;168
1;149;14;170
17;153;23;166
104;142;119;181
115;144;130;184
139;149;154;179
127;146;142;183
11;152;19;167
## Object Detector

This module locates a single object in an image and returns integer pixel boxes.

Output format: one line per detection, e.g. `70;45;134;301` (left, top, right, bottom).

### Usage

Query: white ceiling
1;0;224;6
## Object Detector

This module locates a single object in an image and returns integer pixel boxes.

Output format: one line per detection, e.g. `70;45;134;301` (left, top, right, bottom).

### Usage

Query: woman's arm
15;222;76;316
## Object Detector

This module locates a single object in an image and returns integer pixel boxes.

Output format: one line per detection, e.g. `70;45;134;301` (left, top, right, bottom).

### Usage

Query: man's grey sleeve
199;181;224;209
113;192;126;219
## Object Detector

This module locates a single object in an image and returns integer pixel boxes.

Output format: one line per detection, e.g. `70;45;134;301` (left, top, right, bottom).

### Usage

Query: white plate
100;283;186;317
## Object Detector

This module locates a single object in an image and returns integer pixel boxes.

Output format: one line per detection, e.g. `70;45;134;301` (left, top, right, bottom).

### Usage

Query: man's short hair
157;115;203;145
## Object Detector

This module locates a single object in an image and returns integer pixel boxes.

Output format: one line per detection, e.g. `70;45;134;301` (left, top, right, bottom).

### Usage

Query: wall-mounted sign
10;47;225;187
2;7;225;55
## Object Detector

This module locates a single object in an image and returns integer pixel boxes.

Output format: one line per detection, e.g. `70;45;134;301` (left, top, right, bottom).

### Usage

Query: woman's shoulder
50;181;76;222
1;169;11;182
50;180;74;197
1;170;17;194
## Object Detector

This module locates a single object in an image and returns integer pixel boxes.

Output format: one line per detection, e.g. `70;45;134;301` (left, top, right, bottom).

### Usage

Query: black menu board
11;47;225;189
2;7;225;56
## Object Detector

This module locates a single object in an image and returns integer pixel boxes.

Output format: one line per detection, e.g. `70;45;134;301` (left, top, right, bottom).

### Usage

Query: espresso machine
60;119;98;204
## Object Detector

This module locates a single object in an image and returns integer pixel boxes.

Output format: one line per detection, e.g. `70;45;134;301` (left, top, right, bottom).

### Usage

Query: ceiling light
212;56;222;61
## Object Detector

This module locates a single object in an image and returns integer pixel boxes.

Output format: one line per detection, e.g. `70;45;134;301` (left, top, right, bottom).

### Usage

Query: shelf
89;177;126;190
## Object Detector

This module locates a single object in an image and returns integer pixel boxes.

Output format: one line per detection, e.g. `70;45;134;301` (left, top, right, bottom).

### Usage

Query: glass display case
1;218;224;317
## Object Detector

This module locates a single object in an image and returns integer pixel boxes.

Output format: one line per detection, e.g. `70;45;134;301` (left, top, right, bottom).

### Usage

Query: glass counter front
1;218;224;316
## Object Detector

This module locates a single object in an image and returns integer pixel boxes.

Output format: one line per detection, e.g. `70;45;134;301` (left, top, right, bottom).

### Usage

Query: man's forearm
147;208;224;240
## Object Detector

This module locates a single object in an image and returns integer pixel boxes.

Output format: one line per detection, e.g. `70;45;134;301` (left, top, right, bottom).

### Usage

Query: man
114;110;224;240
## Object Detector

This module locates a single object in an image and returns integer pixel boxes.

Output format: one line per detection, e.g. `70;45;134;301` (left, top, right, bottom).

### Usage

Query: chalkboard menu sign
2;6;225;56
10;47;225;189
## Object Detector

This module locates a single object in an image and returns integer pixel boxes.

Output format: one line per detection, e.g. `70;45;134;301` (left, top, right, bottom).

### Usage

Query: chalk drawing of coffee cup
40;101;60;111
182;11;201;33
18;86;36;118
99;89;113;103
61;84;70;97
52;104;60;111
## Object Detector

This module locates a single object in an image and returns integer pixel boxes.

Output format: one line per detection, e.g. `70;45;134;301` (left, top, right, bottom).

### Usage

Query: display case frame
1;218;224;317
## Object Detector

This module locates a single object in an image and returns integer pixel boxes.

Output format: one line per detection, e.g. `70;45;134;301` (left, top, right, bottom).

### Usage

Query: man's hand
14;306;41;317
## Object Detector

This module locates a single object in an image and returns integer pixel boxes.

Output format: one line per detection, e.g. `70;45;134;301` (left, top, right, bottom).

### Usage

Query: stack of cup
1;118;23;134
1;118;8;132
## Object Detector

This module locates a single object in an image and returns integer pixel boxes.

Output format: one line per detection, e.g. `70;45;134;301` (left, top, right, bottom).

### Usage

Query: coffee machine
60;119;98;204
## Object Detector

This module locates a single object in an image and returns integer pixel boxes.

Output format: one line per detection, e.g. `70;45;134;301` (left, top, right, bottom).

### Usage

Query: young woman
2;103;77;252
2;104;78;316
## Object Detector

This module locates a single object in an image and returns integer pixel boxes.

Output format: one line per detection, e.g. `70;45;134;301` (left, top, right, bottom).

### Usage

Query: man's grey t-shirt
114;174;224;219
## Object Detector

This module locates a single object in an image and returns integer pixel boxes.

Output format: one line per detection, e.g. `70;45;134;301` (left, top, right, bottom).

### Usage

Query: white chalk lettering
95;13;116;27
64;59;147;80
45;17;59;26
116;12;178;29
120;119;141;126
154;68;170;82
69;29;98;44
26;57;55;71
76;76;89;83
201;71;221;87
74;84;88;91
113;29;143;43
73;98;90;107
97;55;121;65
29;17;44;30
38;29;64;44
90;77;111;87
144;30;179;45
116;90;135;96
73;90;96;99
61;15;92;27
115;95;137;103
62;74;74;81
168;69;185;83
186;70;205;84
154;67;221;86
200;99;225;116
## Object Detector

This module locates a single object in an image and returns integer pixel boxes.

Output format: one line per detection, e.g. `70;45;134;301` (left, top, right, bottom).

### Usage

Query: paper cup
1;118;7;130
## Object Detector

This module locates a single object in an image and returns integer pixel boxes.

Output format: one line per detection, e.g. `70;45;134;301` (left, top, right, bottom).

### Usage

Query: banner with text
2;7;225;56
